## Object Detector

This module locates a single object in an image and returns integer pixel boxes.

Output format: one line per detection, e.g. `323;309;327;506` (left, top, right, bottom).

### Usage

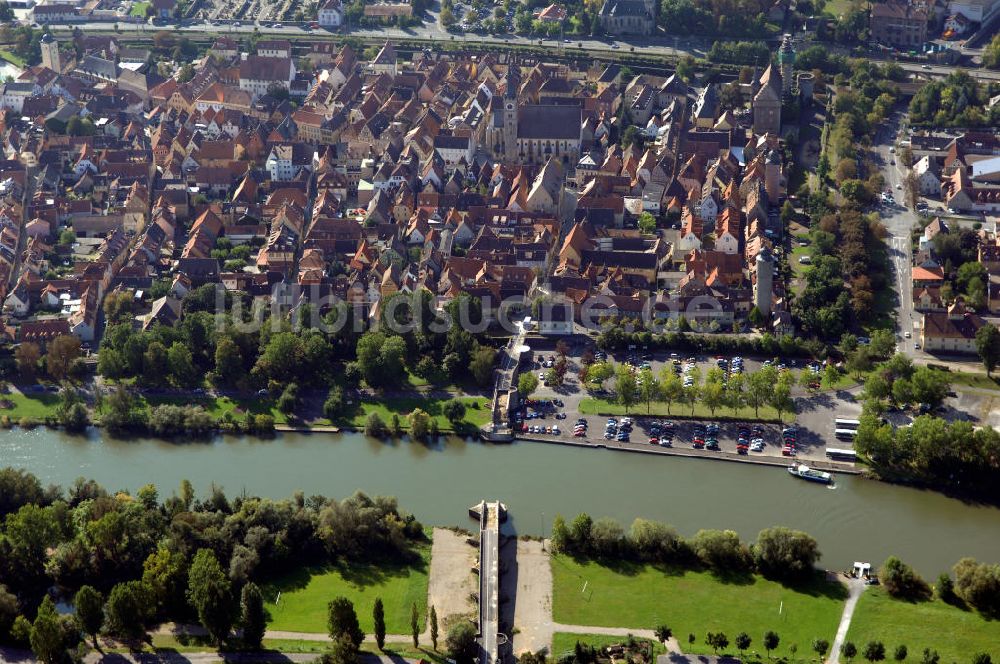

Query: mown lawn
262;542;430;634
129;1;150;16
0;390;62;420
551;555;846;657
336;395;491;433
579;397;795;423
551;633;666;658
846;588;1000;661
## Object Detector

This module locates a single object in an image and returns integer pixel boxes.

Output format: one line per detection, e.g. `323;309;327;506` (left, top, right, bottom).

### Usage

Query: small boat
787;464;833;485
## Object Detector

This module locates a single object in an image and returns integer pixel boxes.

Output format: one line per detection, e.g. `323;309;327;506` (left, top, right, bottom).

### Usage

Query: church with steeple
751;34;798;135
487;64;583;165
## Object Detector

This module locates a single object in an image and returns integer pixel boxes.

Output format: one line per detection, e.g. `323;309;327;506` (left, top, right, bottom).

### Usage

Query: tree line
595;324;817;358
551;513;821;584
0;468;425;660
581;360;796;421
853;412;1000;498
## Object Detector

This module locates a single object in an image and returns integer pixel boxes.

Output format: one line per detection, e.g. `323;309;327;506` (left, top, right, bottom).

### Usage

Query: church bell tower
502;66;519;161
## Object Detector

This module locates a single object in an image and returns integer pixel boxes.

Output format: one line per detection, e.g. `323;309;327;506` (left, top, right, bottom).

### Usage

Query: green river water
3;428;999;576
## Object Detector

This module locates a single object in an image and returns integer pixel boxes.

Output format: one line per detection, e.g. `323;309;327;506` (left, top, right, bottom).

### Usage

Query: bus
834;418;861;430
834;428;858;441
826;448;858;461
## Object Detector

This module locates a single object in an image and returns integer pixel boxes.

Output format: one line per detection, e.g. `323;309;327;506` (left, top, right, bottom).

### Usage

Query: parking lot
513;343;861;466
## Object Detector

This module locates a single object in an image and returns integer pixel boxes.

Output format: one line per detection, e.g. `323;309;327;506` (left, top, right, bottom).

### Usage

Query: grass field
0;49;26;68
147;393;490;432
947;371;1000;392
819;369;857;391
551;633;666;659
846;588;1000;661
0;390;62;420
129;1;150;16
823;0;855;17
551;555;846;657
337;395;491;433
790;244;813;280
143;394;290;424
262;543;430;634
579;397;794;423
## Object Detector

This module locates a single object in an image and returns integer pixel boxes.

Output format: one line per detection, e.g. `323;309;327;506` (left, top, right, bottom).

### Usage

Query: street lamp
540;511;545;551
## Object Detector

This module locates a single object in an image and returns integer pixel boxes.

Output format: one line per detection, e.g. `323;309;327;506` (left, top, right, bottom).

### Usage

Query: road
874;109;920;356
39;19;1000;82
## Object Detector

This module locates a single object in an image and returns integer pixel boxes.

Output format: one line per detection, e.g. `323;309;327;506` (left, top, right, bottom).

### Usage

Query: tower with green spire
778;34;794;97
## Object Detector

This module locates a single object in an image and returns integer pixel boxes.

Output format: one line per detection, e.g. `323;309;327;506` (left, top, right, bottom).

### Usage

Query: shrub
441;399;466;424
365;412;387;437
880;557;931;600
252;414;275;433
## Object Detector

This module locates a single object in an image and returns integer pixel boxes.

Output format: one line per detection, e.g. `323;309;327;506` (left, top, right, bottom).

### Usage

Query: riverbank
515;433;861;474
0;387;490;436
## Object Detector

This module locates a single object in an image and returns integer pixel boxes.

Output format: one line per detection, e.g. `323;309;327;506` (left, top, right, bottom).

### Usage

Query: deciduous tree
446;621;477;664
654;625;673;646
187;549;234;644
518;372;539;397
736;632;751;657
46;335;81;381
105;581;150;640
764;631;780;659
15;342;40;379
864;641;886;664
976;325;1000;377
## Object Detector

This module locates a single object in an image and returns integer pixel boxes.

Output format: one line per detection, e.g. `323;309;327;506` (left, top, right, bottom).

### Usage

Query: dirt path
426;527;478;625
829;577;867;664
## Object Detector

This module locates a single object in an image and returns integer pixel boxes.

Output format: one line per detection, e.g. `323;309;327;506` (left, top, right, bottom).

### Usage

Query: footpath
829;577;868;664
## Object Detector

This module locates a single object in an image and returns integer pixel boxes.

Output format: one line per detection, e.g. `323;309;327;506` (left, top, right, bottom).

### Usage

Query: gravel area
427;527;478;626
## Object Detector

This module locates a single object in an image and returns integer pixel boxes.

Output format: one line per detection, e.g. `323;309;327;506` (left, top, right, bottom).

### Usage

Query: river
2;427;999;576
